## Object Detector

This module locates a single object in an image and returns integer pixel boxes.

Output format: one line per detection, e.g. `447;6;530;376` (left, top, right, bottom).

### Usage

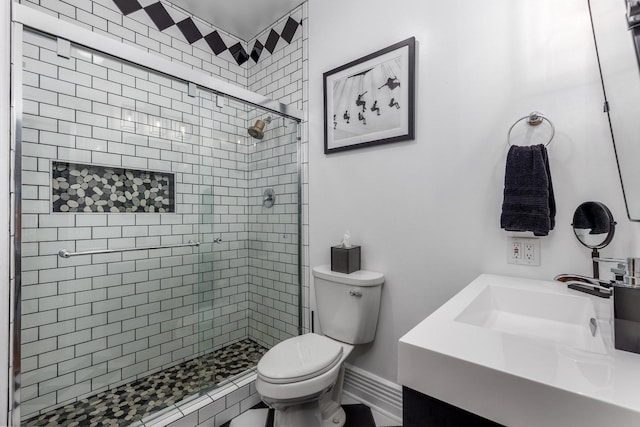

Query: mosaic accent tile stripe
52;162;175;213
110;0;301;65
24;339;267;427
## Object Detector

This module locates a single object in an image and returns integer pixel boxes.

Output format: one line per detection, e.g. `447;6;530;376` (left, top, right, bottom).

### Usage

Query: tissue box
331;245;361;274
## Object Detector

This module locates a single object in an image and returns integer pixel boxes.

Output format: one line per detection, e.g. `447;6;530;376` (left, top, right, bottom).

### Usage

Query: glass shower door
246;107;301;351
19;30;215;424
194;89;256;385
17;24;302;427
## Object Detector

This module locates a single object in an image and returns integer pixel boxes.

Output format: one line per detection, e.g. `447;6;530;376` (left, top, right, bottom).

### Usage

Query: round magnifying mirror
572;201;616;249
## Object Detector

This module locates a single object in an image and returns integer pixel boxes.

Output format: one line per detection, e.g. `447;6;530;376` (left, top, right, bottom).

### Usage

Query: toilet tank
312;265;384;344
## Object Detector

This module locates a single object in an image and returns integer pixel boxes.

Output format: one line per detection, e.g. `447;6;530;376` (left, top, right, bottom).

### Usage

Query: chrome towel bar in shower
58;240;200;258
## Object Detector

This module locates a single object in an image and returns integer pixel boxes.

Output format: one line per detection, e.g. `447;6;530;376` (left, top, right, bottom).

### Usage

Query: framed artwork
323;37;415;154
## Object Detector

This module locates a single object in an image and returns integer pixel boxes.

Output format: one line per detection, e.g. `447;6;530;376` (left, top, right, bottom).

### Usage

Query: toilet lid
257;334;343;384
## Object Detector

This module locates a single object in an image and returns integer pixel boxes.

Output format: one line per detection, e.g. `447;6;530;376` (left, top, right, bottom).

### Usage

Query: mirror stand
571;201;616;278
592;247;601;278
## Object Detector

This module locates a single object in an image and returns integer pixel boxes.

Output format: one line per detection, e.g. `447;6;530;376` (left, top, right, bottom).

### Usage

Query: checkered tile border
112;0;302;65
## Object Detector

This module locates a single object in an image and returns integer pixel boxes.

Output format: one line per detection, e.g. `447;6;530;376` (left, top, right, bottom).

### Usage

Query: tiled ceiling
168;0;305;41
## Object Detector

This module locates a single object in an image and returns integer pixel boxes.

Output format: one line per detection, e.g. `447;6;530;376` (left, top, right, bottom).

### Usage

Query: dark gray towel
500;144;555;236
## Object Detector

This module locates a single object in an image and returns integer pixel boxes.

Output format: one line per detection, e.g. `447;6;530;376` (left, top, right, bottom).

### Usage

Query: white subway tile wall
248;4;310;336
19;0;249;86
246;132;300;348
20;29;259;418
17;0;309;423
247;7;304;108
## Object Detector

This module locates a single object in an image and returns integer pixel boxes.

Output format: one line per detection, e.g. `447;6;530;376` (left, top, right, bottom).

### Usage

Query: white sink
455;284;606;354
398;274;640;427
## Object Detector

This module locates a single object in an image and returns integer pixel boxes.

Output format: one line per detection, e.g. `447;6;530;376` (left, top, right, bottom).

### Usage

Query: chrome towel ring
507;111;555;147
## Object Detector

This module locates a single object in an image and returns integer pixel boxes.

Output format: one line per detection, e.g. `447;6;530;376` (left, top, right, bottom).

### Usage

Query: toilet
254;265;384;427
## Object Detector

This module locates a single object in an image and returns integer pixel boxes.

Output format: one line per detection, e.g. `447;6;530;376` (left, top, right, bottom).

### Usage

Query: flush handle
349;289;362;297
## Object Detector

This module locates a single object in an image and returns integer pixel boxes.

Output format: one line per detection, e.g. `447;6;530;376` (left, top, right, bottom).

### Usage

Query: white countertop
398;274;640;427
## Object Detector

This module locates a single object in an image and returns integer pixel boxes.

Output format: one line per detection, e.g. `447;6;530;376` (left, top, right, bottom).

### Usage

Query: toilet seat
257;334;343;384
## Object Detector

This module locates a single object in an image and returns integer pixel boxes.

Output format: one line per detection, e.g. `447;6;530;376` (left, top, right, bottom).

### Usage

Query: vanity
398;274;640;427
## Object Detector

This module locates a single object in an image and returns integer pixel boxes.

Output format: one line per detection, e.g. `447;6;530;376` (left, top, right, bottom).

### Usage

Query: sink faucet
558;258;640;354
593;257;640;286
554;274;612;298
556;257;640;298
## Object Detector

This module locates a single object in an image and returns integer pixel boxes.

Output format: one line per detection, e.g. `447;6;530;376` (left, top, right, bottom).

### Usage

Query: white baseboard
342;363;402;426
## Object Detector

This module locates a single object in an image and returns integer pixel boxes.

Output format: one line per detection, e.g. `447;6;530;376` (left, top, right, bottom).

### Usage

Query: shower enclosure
14;14;301;426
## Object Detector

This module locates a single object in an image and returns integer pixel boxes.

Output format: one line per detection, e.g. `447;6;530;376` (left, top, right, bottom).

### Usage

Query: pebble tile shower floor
24;339;267;426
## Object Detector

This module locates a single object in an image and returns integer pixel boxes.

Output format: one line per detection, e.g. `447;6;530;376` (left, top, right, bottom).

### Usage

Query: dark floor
221;402;378;427
343;404;377;427
24;339;267;427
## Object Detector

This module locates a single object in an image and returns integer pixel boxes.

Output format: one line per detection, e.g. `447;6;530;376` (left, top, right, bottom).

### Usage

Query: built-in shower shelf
52;162;175;213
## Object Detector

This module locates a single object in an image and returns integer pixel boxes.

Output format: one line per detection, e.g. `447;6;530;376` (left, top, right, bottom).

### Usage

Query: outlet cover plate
508;237;540;266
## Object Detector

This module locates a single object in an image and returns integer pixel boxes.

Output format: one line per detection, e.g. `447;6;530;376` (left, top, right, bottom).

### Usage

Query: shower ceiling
168;0;305;41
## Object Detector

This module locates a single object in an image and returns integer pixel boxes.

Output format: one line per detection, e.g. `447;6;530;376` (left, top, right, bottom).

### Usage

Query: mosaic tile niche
52;162;175;213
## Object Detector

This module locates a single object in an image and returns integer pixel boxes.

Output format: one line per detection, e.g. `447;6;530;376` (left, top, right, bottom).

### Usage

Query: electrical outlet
511;241;522;261
508;237;540;266
524;242;535;260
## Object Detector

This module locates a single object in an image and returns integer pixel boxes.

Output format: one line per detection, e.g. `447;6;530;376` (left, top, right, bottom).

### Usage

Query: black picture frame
323;37;415;154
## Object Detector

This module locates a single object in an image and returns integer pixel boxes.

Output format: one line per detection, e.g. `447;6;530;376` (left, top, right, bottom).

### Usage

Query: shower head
248;116;272;140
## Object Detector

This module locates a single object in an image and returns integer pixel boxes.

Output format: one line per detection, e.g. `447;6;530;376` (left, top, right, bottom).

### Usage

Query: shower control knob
263;188;276;208
213;238;222;244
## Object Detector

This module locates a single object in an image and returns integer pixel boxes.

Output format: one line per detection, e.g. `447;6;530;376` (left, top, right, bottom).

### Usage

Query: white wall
308;0;637;382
